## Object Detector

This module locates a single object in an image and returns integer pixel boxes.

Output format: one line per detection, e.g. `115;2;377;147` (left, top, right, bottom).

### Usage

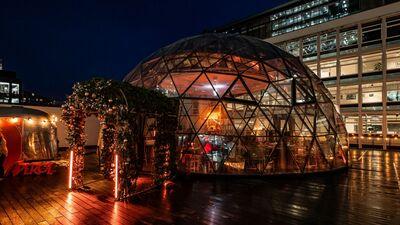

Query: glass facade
125;34;348;175
270;0;349;36
213;0;400;149
271;13;400;149
214;0;400;41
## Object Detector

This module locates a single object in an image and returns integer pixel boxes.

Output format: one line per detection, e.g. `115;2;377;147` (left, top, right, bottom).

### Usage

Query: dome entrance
124;33;348;175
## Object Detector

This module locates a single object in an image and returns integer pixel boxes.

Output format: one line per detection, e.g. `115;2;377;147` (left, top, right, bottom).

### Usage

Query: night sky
0;0;288;100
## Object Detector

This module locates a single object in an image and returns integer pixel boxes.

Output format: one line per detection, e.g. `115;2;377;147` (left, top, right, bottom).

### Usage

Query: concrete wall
3;104;100;148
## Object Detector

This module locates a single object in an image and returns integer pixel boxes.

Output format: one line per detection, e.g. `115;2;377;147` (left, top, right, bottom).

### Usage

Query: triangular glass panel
158;75;178;97
242;77;269;103
259;81;291;106
315;135;335;168
197;102;236;136
177;102;196;134
263;62;288;81
264;58;290;77
182;99;219;133
182;73;218;98
223;102;257;136
223;139;246;174
206;72;237;97
197;134;236;172
259;105;291;134
205;54;237;74
225;79;253;101
170;72;202;95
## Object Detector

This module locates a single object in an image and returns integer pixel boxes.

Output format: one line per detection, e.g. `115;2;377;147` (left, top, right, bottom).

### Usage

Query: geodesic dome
124;33;348;175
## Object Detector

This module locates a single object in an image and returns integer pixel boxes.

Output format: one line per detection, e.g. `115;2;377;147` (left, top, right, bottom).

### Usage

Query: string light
26;117;35;125
9;117;19;123
51;115;58;125
41;119;48;126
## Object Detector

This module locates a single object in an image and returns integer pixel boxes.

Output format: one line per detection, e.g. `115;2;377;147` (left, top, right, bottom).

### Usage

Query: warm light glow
67;192;73;204
114;154;119;199
41;120;48;126
9;117;19;123
206;111;221;124
51;115;58;125
68;150;74;189
26;117;35;125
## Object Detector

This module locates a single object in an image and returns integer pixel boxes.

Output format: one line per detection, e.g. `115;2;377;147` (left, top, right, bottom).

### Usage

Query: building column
335;28;341;108
299;38;303;61
382;17;388;150
317;34;321;78
357;23;363;149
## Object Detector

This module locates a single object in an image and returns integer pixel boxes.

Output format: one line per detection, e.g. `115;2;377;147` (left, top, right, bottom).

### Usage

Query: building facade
212;0;400;149
0;70;21;104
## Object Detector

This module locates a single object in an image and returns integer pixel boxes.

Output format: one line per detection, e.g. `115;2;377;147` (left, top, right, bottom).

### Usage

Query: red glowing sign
6;161;57;176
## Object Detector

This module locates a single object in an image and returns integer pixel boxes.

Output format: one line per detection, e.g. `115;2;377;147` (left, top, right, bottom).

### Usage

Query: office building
212;0;400;149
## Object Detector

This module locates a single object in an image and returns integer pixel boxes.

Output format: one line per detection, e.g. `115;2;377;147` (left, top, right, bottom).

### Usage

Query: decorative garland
62;78;178;199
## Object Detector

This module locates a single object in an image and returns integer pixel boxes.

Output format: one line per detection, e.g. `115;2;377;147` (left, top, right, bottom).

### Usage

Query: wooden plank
1;191;36;225
0;193;25;225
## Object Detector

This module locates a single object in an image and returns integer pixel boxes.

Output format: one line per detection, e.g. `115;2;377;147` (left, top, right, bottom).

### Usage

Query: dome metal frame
124;33;348;175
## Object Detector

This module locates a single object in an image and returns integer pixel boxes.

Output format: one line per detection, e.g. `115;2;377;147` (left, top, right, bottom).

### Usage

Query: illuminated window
387;114;400;135
0;82;9;94
387;48;400;71
11;83;19;94
340;57;358;76
320;31;336;55
343;116;358;134
362;52;382;73
286;41;300;56
340;85;358;105
320;60;337;78
340;27;358;48
362;83;382;104
302;36;317;60
362;115;382;134
387;81;400;102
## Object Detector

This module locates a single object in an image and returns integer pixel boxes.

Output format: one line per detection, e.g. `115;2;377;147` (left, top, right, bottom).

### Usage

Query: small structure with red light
0;106;58;176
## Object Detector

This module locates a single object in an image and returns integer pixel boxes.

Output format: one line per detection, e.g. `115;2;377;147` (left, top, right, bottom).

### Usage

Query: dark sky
0;0;288;100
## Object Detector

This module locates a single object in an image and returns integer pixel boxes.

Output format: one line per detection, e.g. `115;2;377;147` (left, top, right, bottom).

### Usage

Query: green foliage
62;78;178;199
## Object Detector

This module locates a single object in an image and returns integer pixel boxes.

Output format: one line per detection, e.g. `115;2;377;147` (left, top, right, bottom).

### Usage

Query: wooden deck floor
0;150;400;225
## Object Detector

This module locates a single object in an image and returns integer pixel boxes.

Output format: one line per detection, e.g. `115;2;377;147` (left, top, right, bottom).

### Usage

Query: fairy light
68;150;74;189
41;119;48;126
26;117;35;125
51;115;58;125
10;117;19;123
114;154;119;199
